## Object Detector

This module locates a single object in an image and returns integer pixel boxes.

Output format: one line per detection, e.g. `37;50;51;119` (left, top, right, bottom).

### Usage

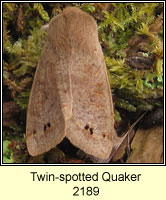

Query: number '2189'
73;186;99;196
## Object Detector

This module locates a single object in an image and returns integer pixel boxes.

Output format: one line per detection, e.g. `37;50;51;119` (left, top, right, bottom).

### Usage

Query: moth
26;7;116;159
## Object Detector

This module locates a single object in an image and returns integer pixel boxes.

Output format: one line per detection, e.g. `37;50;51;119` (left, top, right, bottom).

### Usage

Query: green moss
33;3;50;21
3;140;13;163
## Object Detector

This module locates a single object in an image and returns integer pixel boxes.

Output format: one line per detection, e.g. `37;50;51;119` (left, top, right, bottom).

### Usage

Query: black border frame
1;0;165;166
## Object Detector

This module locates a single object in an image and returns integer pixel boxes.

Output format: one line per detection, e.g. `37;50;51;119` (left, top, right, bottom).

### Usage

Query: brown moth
26;7;116;159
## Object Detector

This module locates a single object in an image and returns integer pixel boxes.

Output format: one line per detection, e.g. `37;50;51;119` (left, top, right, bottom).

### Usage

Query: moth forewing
26;15;72;156
26;7;116;159
62;8;116;159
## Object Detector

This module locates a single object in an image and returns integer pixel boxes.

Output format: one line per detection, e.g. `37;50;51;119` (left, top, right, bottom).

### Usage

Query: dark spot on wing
89;128;93;135
47;122;51;127
84;124;89;130
84;124;94;135
44;124;47;132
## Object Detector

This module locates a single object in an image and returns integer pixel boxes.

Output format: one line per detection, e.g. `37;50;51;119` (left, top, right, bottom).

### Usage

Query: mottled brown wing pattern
66;54;116;159
26;7;116;159
63;8;116;159
26;13;72;156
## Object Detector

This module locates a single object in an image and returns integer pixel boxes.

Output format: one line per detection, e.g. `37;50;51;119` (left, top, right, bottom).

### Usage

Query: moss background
3;3;163;163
